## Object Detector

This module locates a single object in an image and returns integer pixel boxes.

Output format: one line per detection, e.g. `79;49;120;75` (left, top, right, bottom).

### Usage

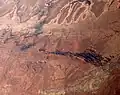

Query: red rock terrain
0;0;120;95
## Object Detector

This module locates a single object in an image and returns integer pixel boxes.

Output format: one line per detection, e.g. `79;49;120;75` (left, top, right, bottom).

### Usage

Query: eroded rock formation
0;0;120;95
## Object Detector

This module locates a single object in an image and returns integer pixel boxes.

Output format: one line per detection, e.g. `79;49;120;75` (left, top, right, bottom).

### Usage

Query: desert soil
0;0;120;95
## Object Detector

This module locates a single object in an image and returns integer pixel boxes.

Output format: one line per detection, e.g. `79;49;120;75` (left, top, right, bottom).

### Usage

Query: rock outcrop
0;0;120;95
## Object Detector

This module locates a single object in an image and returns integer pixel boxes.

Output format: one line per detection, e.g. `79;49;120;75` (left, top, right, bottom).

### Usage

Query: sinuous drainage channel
39;49;114;67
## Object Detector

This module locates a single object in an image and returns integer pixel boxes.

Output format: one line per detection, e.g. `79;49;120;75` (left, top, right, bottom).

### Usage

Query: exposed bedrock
0;0;120;95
